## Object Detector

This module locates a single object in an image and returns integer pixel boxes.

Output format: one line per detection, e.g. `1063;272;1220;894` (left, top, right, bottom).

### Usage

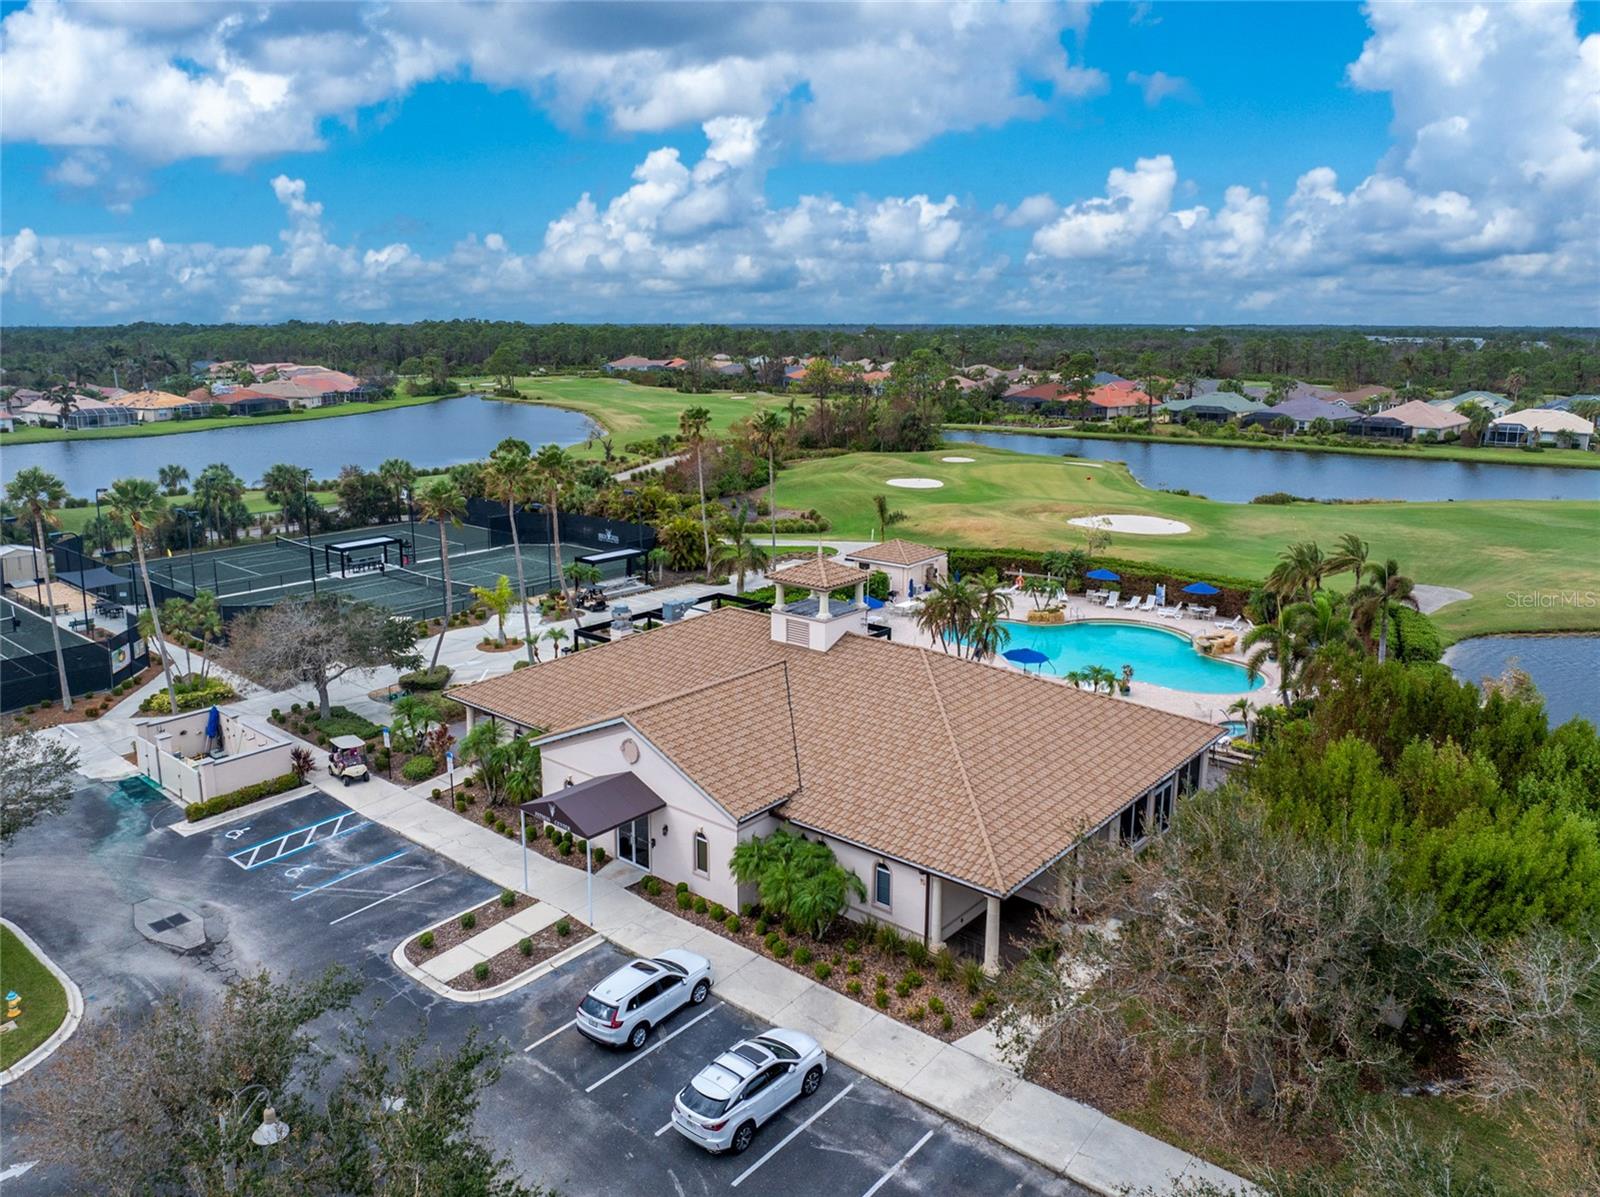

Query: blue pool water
1000;620;1264;694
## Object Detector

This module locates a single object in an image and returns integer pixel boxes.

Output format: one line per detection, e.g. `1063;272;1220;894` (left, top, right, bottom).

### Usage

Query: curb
392;931;604;1004
166;784;320;837
0;918;85;1087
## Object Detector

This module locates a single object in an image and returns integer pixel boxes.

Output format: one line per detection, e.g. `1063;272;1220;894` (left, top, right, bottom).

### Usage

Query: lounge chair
1102;590;1120;608
1122;594;1140;610
1160;603;1186;620
1139;595;1159;612
1214;614;1242;631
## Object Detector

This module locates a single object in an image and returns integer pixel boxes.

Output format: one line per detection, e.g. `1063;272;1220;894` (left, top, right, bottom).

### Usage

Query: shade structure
520;771;666;840
1181;581;1220;596
1085;568;1120;582
1002;647;1050;666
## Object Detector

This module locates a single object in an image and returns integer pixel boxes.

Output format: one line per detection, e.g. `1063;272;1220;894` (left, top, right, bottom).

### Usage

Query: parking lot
0;785;1088;1197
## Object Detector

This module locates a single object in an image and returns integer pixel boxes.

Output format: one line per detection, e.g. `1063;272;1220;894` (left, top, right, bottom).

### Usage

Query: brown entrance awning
520;772;666;840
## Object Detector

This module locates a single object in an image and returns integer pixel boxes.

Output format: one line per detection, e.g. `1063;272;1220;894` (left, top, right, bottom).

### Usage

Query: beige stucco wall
843;553;946;599
135;710;293;805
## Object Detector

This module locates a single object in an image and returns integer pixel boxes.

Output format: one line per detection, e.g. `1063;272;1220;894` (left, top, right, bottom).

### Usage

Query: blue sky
2;1;1596;326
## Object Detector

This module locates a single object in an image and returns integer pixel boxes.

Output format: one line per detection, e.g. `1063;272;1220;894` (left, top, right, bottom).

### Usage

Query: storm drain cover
147;913;191;933
133;900;206;952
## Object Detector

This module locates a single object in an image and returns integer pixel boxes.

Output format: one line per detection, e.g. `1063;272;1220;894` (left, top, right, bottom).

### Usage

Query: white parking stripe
654;1121;674;1137
524;1020;575;1052
730;1082;856;1188
860;1129;933;1197
583;1003;723;1094
328;876;439;925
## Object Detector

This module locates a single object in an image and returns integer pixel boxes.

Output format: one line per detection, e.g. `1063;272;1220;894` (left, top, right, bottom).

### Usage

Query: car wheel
342;777;351;786
629;1022;650;1050
730;1122;756;1155
690;979;710;1004
801;1065;823;1098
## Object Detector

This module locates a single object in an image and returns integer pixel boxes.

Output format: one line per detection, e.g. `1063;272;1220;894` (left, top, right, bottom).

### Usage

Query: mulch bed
637;882;1000;1043
446;916;594;991
403;892;535;965
423;780;598;872
1;662;162;733
271;707;453;786
476;637;527;654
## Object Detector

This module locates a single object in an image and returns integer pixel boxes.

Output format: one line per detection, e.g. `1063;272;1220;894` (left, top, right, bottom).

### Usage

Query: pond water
1;395;601;495
1444;634;1600;728
999;619;1264;695
949;431;1600;504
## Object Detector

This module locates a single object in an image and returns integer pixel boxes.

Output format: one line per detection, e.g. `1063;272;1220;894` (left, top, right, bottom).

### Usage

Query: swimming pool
999;620;1264;694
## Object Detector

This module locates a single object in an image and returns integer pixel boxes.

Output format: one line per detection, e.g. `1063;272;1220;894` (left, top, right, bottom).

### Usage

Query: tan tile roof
1372;399;1468;430
768;557;867;592
452;608;1219;895
848;539;944;567
112;390;197;409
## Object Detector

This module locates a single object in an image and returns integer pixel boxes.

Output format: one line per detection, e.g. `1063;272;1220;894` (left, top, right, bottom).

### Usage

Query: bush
740;903;754;917
961;960;987;996
846;958;862;975
559;838;572;856
927;996;946;1015
709;903;726;921
473;961;490;981
500;889;516;907
693;896;708;915
940;1012;954;1032
519;937;533;957
904;970;925;989
592;846;607;866
903;939;930;967
546;824;559;842
874;972;888;988
556;918;571;936
644;877;663;896
455;799;467;813
847;979;863;996
401;754;437;782
874;990;890;1009
813;961;833;981
894;979;911;998
400;665;453;690
418;931;434;951
764;931;782;951
907;1004;926;1021
460;911;477;930
971;999;988;1019
184;771;299;822
772;940;790;959
675;881;689;894
934;949;957;982
793;946;814;966
290;702;302;713
753;919;769;937
874;923;904;956
1390;605;1443;663
139;677;236;714
676;891;692;910
724;914;741;933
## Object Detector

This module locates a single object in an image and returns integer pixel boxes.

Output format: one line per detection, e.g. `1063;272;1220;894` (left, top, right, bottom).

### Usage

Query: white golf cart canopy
330;735;366;751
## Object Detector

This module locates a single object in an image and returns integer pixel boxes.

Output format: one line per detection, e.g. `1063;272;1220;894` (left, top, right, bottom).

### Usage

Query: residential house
1485;409;1594;451
451;573;1218;972
1241;395;1360;432
111;389;210;422
1160;394;1268;423
208;388;290;416
14;395;135;430
1351;399;1468;441
604;356;670;373
1084;381;1154;419
1540;394;1599;413
842;538;947;598
1433;390;1511;417
1325;384;1395;408
1193;378;1269;400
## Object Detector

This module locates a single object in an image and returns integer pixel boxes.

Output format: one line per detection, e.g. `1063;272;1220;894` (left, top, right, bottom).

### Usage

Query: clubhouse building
450;559;1220;971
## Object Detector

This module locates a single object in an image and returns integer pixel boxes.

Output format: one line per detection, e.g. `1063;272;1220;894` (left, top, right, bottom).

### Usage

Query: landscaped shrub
519;937;533;957
875;923;904;955
399;665;453;691
874;990;890;1009
473;961;490;981
754;918;769;937
934;949;957;982
772;939;790;959
764;931;782;951
401;755;437;782
312;706;381;740
793;946;813;966
927;996;946;1015
846;959;862;975
675;881;689;894
184;771;299;822
692;896;708;915
418;931;435;950
961;960;987;996
907;1004;926;1021
559;838;572;856
483;809;497;825
971;999;988;1019
724;915;741;933
500;889;516;907
874;973;888;987
592;846;607;866
904;970;925;990
676;890;692;909
1391;605;1443;663
842;936;860;954
460;911;477;930
139;677;236;714
643;876;663;896
894;979;912;998
555;918;571;936
455;799;467;812
709;903;726;921
940;1013;954;1032
903;940;930;967
813;962;832;981
847;980;863;996
546;824;559;842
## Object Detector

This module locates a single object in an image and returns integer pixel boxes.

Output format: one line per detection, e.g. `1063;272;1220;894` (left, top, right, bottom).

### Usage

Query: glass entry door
616;816;650;868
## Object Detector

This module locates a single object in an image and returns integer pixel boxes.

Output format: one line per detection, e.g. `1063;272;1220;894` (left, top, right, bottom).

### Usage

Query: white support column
927;875;944;951
818;585;830;619
982;894;1001;975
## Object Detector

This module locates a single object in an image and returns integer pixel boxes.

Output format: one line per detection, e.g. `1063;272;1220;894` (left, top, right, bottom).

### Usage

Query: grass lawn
0;392;451;446
455;374;789;459
0;925;68;1071
52;489;339;536
945;421;1600;470
772;446;1600;641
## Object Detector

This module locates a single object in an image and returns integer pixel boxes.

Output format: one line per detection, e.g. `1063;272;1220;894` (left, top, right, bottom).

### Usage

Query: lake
949;430;1600;504
1444;635;1600;727
1;395;601;495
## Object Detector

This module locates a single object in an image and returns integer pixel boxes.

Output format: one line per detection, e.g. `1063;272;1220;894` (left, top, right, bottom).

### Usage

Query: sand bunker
1069;514;1191;536
886;477;945;489
940;456;975;463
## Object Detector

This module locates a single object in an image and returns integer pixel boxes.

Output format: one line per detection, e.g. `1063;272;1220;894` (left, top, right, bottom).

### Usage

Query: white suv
576;950;713;1050
671;1029;827;1154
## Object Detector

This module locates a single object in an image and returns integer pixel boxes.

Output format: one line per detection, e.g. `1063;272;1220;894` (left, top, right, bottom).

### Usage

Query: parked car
575;949;713;1049
671;1029;827;1155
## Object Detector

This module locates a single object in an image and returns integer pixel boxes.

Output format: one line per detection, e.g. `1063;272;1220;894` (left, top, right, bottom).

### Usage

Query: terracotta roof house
843;538;947;598
1486;409;1594;451
1325;384;1395;408
1084;382;1154;418
1160;394;1268;422
452;598;1219;972
1000;381;1068;411
110;389;209;422
604;356;670;373
1241;395;1360;431
1352;399;1468;441
208;388;290;416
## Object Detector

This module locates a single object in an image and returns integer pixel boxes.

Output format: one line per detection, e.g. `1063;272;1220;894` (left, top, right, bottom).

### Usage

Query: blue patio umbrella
864;595;885;609
1085;568;1120;582
1002;647;1052;673
204;705;222;744
1181;581;1220;596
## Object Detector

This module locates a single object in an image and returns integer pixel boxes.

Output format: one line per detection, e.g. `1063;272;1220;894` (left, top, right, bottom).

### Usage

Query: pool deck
880;594;1276;725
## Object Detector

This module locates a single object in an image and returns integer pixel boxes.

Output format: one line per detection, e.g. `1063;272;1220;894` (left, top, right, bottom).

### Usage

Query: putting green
773;446;1600;643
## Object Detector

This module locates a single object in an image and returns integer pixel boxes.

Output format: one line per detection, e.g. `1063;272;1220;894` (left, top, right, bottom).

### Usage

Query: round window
620;738;640;764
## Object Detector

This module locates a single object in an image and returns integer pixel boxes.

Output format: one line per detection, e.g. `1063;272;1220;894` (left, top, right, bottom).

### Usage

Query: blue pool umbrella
204;705;222;743
1085;568;1120;582
1182;581;1221;596
864;595;885;609
1002;647;1052;673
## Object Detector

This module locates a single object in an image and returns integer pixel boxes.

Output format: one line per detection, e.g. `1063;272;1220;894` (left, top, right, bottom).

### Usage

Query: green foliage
472;961;490;981
460;911;476;930
1390;605;1443;663
398;665;453;691
500;890;516;907
418;931;434;951
184;771;299;821
676;890;692;909
728;828;866;938
519;937;533;957
865;569;891;601
401;754;438;782
814;961;833;981
137;676;236;714
555;918;571;936
724;914;741;933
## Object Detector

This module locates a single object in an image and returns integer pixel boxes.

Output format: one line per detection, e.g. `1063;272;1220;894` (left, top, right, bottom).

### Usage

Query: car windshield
579;995;615;1022
756;1036;799;1061
680;1082;730;1118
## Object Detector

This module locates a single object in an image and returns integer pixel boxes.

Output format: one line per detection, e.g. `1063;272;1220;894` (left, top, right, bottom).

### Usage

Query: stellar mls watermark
1505;590;1599;609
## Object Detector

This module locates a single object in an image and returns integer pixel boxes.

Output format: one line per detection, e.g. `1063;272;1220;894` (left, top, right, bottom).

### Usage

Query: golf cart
328;735;370;785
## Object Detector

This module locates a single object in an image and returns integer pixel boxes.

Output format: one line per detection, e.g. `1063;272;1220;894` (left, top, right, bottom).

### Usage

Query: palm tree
711;503;770;594
47;386;77;428
1266;540;1328;603
1282;589;1360;693
782;394;807;431
1353;558;1417;664
1242;609;1301;705
679;406;713;576
82;513;128;556
482;442;538;664
104;477;180;714
471;575;515;645
750;409;785;552
533;444;573;600
5;467;75;710
1225;697;1254;740
189;590;222;680
378;457;417;525
193;463;245;544
544;625;570;658
1325;533;1369;591
158;464;189;496
968;571;1012;662
415;478;466;669
260;463;311;535
871;494;907;542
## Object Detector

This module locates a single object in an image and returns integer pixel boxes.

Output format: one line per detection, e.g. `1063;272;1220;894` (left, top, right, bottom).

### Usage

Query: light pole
173;507;199;592
216;1083;290;1191
300;469;317;596
93;486;111;559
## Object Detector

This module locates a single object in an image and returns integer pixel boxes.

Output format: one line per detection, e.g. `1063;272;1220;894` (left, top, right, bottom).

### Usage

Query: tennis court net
275;534;316;553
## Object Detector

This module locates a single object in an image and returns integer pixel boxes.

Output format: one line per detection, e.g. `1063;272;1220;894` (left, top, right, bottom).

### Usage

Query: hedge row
185;771;302;822
138;679;238;715
398;666;453;692
1390;605;1443;663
